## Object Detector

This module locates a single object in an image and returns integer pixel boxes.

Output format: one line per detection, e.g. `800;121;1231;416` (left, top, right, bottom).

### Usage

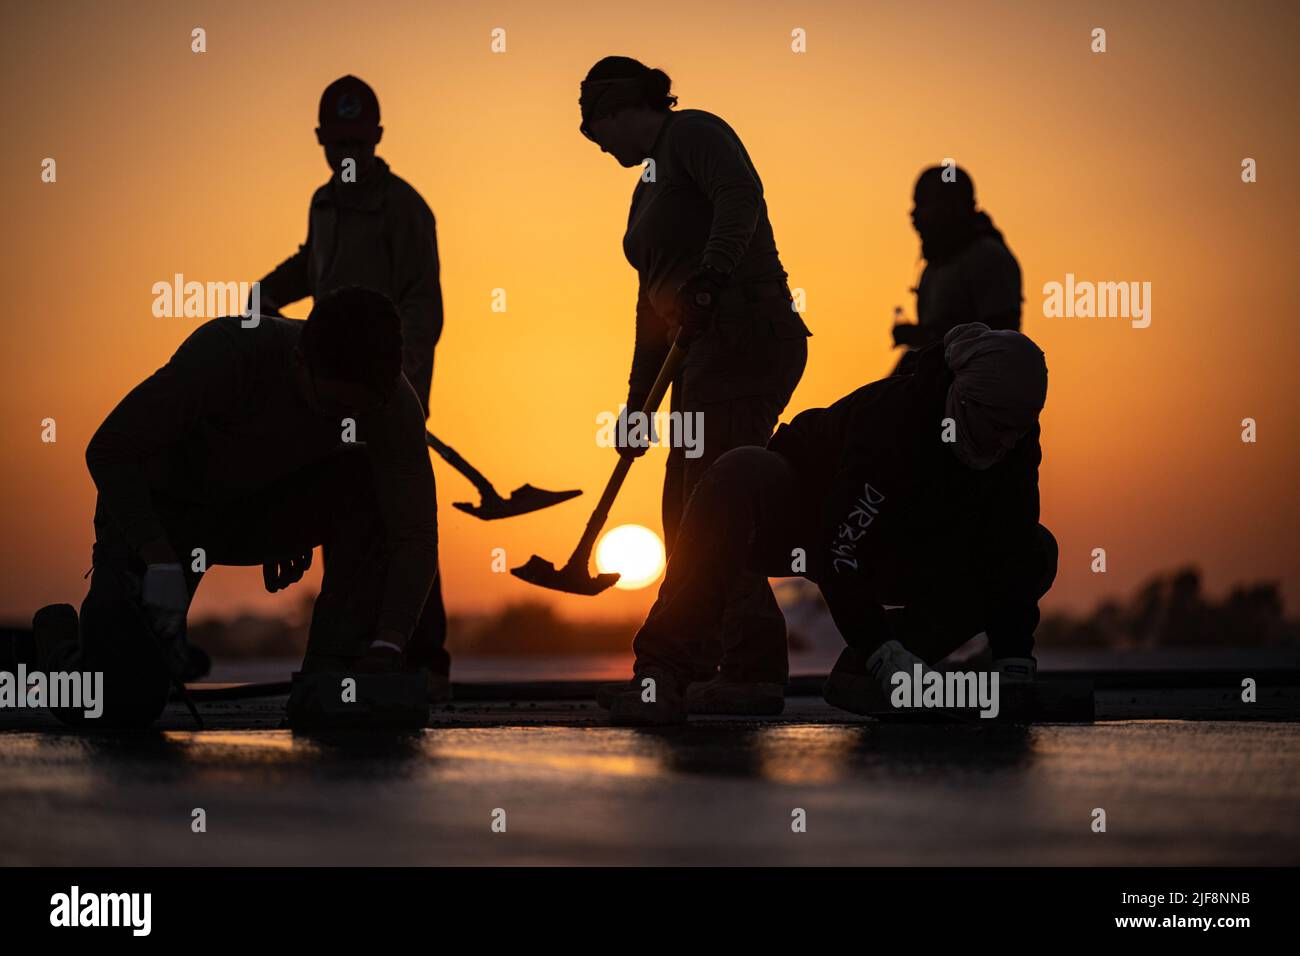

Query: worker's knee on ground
50;662;169;729
77;592;157;667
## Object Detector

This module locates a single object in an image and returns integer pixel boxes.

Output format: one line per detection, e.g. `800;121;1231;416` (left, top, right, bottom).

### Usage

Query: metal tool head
453;484;582;521
510;555;621;596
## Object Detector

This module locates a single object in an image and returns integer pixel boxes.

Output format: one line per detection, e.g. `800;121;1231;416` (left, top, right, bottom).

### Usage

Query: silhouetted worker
32;288;439;729
607;323;1056;726
892;166;1022;374
256;75;450;696
580;56;811;715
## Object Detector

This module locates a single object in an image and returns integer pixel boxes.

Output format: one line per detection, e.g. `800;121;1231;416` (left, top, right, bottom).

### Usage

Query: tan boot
608;669;688;726
687;676;784;715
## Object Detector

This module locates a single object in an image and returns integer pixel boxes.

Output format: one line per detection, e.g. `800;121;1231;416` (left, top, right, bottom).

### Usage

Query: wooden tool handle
426;430;497;499
566;337;691;566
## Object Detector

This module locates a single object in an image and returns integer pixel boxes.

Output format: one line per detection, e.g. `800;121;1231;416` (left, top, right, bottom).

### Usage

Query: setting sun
595;524;666;591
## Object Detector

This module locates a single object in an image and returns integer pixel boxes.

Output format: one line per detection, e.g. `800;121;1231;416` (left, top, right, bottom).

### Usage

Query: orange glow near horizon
2;0;1298;632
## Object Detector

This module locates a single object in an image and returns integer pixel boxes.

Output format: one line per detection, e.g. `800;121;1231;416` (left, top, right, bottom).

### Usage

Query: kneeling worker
608;322;1056;725
33;287;438;728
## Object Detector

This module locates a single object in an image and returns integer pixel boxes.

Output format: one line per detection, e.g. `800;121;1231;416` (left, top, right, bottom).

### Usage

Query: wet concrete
2;712;1297;865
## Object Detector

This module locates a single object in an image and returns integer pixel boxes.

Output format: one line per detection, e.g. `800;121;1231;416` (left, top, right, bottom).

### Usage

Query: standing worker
891;165;1022;375
579;56;811;714
256;75;450;699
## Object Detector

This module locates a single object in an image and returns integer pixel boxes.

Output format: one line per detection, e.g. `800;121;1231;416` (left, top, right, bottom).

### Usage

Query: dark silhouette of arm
257;207;315;309
389;200;443;400
627;284;671;410
984;439;1041;564
969;243;1022;331
674;116;762;274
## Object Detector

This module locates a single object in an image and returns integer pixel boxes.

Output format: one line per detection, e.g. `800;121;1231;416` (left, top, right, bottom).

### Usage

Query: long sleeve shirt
913;236;1022;348
621;110;790;403
258;158;443;411
767;343;1042;645
85;316;439;638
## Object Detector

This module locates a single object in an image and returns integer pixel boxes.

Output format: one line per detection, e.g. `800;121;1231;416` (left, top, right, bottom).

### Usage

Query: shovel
511;333;691;595
426;430;582;520
229;307;571;522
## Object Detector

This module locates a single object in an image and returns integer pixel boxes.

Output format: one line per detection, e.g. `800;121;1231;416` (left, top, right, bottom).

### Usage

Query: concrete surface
1;690;1297;865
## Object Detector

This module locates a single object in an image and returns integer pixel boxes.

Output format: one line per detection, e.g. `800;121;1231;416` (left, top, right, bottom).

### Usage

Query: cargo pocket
768;303;812;340
692;311;750;370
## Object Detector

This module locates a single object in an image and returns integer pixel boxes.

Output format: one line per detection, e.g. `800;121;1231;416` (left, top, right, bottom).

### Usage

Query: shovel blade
510;555;621;596
453;484;582;521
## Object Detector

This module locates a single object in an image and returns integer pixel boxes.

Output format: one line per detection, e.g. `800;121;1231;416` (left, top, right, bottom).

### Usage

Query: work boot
178;643;211;682
994;656;1037;684
32;604;80;671
3;626;36;670
596;678;639;710
686;676;784;716
354;643;404;674
420;668;452;704
598;666;715;710
989;656;1038;721
608;668;688;726
299;652;356;674
822;640;940;717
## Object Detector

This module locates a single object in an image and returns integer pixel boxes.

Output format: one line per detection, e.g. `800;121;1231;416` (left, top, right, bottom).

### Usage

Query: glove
248;290;280;319
614;395;657;460
673;264;728;340
141;564;190;671
892;322;923;348
263;550;313;593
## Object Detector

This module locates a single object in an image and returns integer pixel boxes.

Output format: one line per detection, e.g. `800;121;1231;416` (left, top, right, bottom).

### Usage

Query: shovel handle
426;430;499;501
639;335;693;421
566;336;691;567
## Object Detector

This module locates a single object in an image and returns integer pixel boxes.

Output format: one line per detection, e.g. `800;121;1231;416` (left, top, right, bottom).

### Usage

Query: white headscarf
943;322;1048;469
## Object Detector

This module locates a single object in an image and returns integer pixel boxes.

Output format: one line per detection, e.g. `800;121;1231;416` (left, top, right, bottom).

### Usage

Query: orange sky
2;0;1298;628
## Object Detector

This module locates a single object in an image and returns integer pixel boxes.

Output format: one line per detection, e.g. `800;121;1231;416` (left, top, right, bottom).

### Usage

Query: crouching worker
608;322;1056;726
32;287;439;729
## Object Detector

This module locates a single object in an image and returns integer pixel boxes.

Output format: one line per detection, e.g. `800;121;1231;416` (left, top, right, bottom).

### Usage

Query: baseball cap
317;75;381;142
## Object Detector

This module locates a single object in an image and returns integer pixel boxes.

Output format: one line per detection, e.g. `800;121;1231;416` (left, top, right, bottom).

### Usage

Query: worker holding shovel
606;323;1056;726
577;56;811;714
255;75;453;698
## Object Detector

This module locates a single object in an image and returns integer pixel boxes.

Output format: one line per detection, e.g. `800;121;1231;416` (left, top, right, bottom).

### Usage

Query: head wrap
579;78;648;134
943;322;1047;469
